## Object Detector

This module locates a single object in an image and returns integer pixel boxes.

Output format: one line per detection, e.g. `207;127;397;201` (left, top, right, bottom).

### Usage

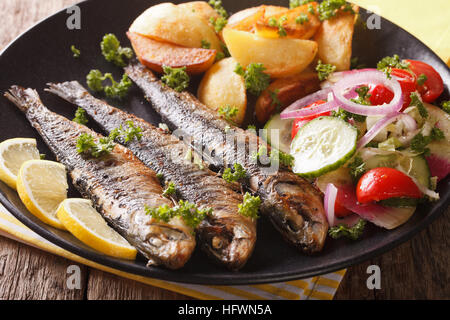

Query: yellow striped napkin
0;202;344;300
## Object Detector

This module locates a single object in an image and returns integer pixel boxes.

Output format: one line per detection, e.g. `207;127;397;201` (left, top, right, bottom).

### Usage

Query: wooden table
0;0;448;300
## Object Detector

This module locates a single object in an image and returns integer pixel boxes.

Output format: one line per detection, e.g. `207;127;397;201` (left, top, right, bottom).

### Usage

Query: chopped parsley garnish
110;121;143;143
417;73;428;86
100;33;133;67
234;63;271;96
161;66;190;92
40;154;46;160
238;193;261;219
332;108;366;123
441;101;450;114
73;107;88;125
377;54;410;79
209;0;228;18
268;16;288;37
347;156;366;183
86;70;132;99
316;60;336;81
162;182;176;197
156;173;164;180
350;86;371;106
76;133;116;158
269;89;282;111
317;0;355;21
290;0;314;9
252;146;294;167
215;41;231;61
247;124;257;131
296;13;309;24
145;200;212;230
222;163;247;183
209;16;228;33
329;219;366;240
201;40;211;49
308;3;316;15
71;45;80;58
410;128;444;156
409;92;428;118
218;105;238;123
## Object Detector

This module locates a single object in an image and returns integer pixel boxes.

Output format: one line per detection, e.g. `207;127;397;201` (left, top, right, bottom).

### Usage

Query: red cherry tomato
369;84;395;106
356;168;422;204
405;59;444;103
291;100;329;139
334;200;353;218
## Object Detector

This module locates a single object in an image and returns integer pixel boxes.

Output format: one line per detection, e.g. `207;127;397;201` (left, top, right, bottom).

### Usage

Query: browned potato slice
223;27;318;78
314;6;359;71
198;57;247;125
129;3;222;51
127;32;216;75
255;3;321;39
261;5;289;18
227;6;265;32
255;72;321;123
178;1;219;22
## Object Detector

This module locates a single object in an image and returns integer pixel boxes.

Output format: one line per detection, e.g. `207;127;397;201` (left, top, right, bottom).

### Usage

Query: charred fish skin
46;81;257;270
4;86;196;270
125;61;328;254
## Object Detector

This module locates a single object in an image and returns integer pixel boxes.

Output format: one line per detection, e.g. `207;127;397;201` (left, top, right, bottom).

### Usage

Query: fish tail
4;86;41;113
45;81;85;104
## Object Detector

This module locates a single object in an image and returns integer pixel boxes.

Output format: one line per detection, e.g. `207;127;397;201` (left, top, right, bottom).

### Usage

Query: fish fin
45;81;86;103
4;86;40;113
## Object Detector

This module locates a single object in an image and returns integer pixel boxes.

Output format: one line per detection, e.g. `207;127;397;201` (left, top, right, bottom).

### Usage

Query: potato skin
255;72;321;124
227;6;265;32
127;32;216;75
129;2;222;51
178;1;219;22
198;57;247;125
223;27;318;78
314;6;359;71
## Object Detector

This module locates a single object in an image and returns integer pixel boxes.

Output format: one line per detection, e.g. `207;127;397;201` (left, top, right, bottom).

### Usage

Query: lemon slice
57;199;137;260
17;160;68;230
0;138;40;189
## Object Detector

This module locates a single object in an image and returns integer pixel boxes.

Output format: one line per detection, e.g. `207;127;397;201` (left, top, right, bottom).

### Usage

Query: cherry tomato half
369;68;416;111
291;100;329;139
356;168;422;204
405;59;444;103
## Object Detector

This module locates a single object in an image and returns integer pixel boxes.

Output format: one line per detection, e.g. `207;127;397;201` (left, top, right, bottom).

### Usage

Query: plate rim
0;0;449;285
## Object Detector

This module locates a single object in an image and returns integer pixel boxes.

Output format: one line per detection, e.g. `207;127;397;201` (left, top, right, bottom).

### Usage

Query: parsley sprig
252;146;294;167
110;121;143;143
376;54;410;78
268;16;288;37
162;182;176;198
441;101;450;114
329;219;366;240
73;107;88;125
238;193;261;219
100;34;133;67
317;0;355;21
347;156;366;183
223;163;247;183
235;63;271;96
145;200;212;230
161;66;190;92
316;60;336;81
218;105;238;123
86;70;132;99
411;127;444;156
409;92;428;118
71;45;80;58
290;0;314;9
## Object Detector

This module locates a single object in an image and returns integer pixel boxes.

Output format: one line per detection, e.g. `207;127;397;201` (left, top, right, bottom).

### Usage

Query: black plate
0;0;449;285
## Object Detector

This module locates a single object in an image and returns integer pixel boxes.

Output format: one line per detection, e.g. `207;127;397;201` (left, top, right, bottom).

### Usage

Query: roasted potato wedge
178;1;219;22
127;32;216;75
255;3;321;39
255;72;321;123
227;6;265;32
314;6;359;71
261;5;289;18
198;57;247;125
223;27;318;78
129;3;222;51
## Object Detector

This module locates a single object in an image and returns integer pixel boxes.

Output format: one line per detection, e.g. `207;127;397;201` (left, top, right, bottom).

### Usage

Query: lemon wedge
0;138;41;189
17;160;68;230
57;199;137;260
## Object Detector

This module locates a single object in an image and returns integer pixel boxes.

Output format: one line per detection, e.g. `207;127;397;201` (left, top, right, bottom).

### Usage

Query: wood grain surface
0;0;448;300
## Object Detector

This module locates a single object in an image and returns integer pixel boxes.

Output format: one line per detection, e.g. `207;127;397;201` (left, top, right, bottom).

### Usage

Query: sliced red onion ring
280;98;338;119
336;185;415;230
333;70;403;116
281;87;332;116
357;112;417;150
324;183;338;227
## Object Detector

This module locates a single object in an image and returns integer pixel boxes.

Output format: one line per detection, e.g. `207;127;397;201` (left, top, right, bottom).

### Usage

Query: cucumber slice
365;154;431;188
291;117;358;178
262;114;293;154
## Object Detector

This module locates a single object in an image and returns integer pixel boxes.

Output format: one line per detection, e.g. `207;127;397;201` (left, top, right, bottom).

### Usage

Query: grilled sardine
4;86;195;269
125;61;328;253
46;81;257;270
